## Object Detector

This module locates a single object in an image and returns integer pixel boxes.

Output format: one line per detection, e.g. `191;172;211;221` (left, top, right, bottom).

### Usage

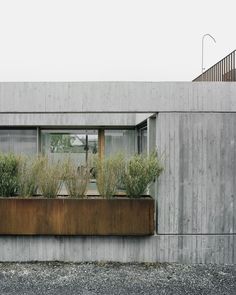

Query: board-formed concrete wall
0;113;136;127
0;235;234;264
0;82;236;114
0;82;235;264
154;113;236;264
156;113;236;235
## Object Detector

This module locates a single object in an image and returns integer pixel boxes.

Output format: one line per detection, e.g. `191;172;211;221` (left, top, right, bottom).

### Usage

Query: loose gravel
0;262;235;295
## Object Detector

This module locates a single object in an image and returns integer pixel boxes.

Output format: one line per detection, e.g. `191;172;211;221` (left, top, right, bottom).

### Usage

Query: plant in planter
37;156;64;198
63;159;90;198
0;153;156;235
123;151;164;197
0;153;20;197
18;156;43;197
94;154;124;198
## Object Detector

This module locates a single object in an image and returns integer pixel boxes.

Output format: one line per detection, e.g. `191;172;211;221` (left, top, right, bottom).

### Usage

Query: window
0;129;37;155
137;124;147;154
41;129;99;195
41;129;98;166
105;129;135;158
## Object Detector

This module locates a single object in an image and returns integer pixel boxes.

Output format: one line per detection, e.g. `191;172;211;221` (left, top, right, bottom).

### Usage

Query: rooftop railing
193;50;236;81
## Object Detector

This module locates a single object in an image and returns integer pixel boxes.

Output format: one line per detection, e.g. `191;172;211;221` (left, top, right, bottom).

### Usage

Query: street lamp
202;34;216;74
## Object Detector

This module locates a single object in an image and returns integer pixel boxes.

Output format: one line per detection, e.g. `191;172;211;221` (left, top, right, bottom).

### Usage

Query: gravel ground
0;262;235;295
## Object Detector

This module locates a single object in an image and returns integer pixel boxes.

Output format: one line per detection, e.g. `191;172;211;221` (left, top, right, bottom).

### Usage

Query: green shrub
37;157;63;198
123;151;164;197
94;154;124;199
63;159;90;198
0;153;20;197
18;156;42;197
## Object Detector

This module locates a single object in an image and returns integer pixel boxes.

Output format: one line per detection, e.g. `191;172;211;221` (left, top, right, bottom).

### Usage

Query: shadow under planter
0;197;154;236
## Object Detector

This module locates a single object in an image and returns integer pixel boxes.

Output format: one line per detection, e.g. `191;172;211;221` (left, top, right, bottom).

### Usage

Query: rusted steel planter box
0;197;154;236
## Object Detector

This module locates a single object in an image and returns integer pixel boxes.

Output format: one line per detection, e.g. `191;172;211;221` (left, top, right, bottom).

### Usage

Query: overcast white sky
0;0;235;81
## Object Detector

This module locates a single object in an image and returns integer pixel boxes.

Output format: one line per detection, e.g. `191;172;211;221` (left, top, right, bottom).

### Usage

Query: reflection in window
105;129;135;158
0;129;37;155
138;125;147;154
41;130;98;167
49;133;98;154
41;130;99;195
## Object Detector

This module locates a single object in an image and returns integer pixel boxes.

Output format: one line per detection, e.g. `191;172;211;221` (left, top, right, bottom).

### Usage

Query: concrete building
0;82;236;264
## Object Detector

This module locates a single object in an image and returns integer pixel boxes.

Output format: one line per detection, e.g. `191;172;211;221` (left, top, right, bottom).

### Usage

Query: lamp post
202;34;216;75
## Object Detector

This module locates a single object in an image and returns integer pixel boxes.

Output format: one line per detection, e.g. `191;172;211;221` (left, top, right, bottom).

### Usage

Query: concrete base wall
0;235;235;264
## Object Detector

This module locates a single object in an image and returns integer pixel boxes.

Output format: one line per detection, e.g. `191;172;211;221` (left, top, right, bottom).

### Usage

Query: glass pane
138;126;147;154
41;130;99;195
41;130;98;166
105;129;135;158
0;129;37;155
140;128;147;153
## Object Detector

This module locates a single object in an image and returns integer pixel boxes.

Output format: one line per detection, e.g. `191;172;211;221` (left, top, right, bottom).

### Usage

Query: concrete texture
156;113;236;235
0;113;137;127
0;235;235;264
0;82;236;114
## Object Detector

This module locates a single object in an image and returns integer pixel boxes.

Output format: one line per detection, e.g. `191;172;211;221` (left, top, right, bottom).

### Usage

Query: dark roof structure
193;50;236;81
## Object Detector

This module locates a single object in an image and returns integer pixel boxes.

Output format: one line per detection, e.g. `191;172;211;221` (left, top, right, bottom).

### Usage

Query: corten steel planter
0;197;154;236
